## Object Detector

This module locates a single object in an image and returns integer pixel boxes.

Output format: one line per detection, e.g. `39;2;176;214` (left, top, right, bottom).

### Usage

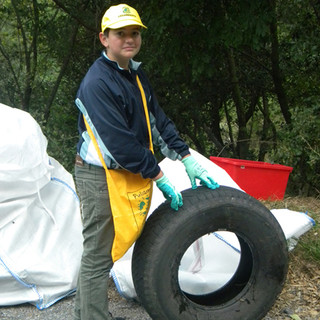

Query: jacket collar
102;51;141;71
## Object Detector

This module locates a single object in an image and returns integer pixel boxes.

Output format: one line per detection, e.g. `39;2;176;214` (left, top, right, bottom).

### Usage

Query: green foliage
269;101;320;196
0;0;319;196
137;0;277;161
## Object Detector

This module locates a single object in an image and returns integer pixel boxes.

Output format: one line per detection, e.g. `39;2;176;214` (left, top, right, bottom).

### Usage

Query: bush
270;103;320;197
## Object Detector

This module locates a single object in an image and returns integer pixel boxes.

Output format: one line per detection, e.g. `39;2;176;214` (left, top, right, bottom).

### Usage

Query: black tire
132;186;288;320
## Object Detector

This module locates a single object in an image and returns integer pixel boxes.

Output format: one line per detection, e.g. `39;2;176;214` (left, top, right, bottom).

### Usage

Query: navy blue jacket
76;52;189;179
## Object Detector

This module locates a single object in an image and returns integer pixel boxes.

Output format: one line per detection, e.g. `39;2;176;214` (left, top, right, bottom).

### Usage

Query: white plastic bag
0;104;83;309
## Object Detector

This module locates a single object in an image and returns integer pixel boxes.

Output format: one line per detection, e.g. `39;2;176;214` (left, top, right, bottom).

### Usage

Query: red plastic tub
210;157;293;200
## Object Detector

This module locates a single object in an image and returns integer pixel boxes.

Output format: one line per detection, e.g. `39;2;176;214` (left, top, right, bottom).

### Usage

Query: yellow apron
83;75;154;262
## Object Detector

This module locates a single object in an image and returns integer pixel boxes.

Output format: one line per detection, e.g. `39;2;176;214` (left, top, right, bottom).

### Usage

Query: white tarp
0;103;83;309
111;150;315;300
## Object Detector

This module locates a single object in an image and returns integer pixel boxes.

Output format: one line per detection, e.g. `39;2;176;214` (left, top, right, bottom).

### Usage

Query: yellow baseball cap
101;4;147;32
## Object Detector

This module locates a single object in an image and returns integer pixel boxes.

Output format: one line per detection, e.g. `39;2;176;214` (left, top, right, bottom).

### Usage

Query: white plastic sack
0;104;52;227
111;149;315;300
271;208;316;251
0;104;83;309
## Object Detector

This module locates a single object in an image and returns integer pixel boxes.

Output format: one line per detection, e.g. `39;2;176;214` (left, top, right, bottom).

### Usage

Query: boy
74;4;218;320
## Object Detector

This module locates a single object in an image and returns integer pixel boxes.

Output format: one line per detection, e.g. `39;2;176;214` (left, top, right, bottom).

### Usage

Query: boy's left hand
182;155;219;190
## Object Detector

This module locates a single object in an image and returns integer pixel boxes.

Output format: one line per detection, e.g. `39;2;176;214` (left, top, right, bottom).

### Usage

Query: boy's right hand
155;174;183;211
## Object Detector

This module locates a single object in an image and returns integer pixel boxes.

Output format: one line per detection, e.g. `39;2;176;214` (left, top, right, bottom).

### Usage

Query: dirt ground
0;197;319;320
263;253;320;320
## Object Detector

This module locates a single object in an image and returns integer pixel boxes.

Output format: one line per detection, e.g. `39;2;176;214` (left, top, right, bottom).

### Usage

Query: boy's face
99;25;142;69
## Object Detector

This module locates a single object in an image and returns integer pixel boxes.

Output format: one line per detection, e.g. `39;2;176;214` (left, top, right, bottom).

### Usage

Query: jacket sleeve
141;74;190;160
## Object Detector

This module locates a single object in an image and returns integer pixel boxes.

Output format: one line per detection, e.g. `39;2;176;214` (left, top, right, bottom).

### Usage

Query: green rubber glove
156;174;183;211
182;155;220;190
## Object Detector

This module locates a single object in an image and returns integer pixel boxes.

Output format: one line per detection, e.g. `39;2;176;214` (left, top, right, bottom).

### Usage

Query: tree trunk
226;47;250;158
224;102;237;156
258;93;277;161
11;0;39;111
44;22;79;122
268;0;291;124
